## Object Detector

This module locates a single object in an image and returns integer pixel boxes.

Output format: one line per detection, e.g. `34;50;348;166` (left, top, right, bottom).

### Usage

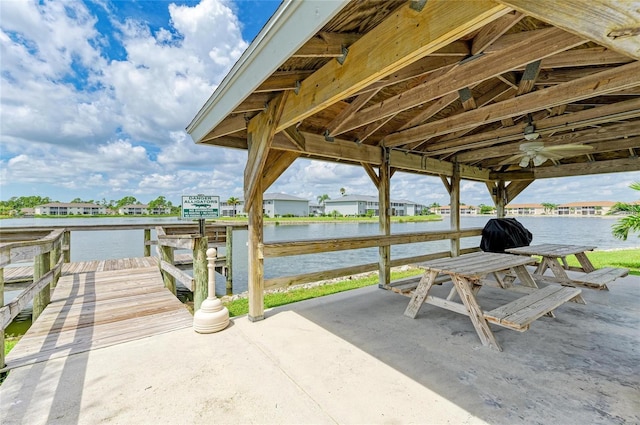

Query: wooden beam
203;114;247;140
385;61;640;146
292;32;362;57
326;89;381;136
422;97;640;155
255;71;314;92
248;185;264;321
494;157;640;180
262;150;300;191
244;92;288;210
362;162;380;187
505;180;534;204
378;151;391;287
275;0;511;132
388;150;491;181
537;47;633;69
272;131;383;165
497;0;640;60
457;122;640;163
339;27;584;134
282;126;305;150
472;11;524;54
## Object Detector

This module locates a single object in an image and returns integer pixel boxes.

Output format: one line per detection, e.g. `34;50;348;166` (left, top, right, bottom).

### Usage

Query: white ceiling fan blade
542;144;593;155
532;154;548;166
519;156;532;167
498;153;528;166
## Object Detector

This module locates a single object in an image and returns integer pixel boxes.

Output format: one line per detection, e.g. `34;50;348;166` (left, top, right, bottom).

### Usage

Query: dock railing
0;229;65;369
260;227;484;290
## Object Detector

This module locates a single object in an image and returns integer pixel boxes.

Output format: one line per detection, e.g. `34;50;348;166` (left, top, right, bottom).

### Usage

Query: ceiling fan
500;116;593;168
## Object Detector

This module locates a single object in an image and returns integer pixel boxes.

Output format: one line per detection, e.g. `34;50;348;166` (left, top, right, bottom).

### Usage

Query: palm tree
317;194;330;205
610;182;640;240
339;187;346;196
227;197;241;217
541;202;558;215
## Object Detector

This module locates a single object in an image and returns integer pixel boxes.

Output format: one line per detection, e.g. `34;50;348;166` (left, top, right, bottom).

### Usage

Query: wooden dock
4;258;193;370
3;254;225;284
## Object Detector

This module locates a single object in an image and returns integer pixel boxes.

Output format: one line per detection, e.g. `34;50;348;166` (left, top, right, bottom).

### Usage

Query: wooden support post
225;226;233;295
144;228;151;257
50;238;60;288
193;236;209;311
378;149;391;288
496;180;506;218
450;164;461;257
0;267;4;370
32;252;51;322
63;231;71;263
160;242;176;295
248;186;265;322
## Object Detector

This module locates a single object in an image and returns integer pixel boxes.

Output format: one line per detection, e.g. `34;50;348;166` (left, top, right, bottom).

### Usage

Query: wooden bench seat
570;267;629;290
387;274;451;295
484;285;582;332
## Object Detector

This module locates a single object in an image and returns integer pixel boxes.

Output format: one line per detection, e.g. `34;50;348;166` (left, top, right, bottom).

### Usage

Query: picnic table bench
505;244;629;290
404;251;582;351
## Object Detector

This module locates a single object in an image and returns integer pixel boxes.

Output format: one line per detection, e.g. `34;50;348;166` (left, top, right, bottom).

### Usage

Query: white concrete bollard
193;248;229;333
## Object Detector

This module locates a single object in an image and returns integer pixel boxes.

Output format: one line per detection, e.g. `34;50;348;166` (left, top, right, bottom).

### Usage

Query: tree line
0;195;179;215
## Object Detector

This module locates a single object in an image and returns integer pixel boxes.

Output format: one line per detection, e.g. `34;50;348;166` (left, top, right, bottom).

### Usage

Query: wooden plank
276;0;510;131
340;27;583;135
245;92;288;210
262;228;483;258
385;61;640;146
572;267;629;286
484;286;582;331
497;0;640;60
4;263;192;371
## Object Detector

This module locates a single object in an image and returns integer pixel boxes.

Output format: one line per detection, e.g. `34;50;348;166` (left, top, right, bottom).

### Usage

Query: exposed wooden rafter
497;0;640;60
274;0;511;132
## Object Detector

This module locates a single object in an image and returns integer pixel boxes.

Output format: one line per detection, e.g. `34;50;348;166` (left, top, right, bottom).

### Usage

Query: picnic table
404;251;582;351
505;244;629;290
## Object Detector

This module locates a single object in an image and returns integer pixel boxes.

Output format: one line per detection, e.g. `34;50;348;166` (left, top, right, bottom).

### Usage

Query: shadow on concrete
269;273;640;424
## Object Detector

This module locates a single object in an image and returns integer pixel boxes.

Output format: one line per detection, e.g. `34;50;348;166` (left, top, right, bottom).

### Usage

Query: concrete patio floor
1;273;639;424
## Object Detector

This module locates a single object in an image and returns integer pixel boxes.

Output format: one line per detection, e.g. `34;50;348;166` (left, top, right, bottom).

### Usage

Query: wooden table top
417;251;536;279
506;243;596;257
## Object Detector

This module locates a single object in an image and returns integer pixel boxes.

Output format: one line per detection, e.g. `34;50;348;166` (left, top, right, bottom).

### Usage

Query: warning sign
181;195;220;219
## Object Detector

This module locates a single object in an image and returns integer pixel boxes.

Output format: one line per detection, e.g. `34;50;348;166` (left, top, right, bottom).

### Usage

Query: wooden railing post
1;267;5;369
51;237;61;288
192;235;209;311
32;251;51;321
225;226;233;295
63;231;71;263
159;243;176;295
144;228;151;257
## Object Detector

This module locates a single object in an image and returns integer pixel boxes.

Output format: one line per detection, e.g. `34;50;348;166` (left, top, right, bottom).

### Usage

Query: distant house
35;202;107;216
20;208;35;217
119;204;171;215
221;199;245;217
557;201;617;216
435;205;478;215
263;193;309;218
324;195;425;216
309;203;324;216
505;203;545;216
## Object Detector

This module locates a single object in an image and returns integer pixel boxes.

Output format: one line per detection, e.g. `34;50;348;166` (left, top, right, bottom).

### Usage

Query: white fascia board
187;0;351;143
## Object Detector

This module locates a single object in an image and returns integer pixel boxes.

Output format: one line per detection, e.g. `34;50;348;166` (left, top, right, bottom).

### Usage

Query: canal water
2;216;637;297
2;215;637;337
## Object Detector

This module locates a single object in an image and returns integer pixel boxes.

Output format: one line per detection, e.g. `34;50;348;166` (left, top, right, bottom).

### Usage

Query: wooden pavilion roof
187;0;640;197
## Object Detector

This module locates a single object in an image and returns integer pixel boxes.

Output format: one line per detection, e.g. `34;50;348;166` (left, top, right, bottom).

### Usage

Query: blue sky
1;0;639;207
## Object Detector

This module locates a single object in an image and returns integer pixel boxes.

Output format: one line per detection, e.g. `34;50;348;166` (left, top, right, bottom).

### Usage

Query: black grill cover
480;218;533;253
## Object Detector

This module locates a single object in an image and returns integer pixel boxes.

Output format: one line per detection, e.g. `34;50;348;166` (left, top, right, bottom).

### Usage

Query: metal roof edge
186;0;350;142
